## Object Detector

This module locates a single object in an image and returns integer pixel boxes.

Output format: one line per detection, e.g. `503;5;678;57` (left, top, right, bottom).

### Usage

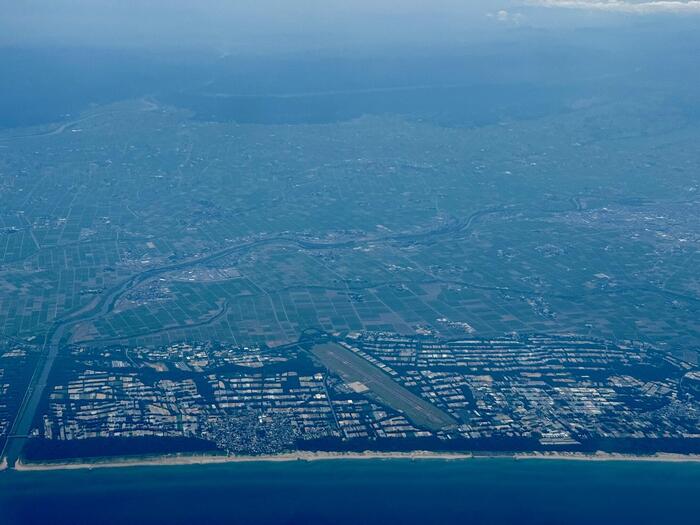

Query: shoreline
10;450;700;472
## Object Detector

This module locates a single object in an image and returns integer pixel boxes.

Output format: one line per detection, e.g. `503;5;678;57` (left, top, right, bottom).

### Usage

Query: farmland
0;97;698;358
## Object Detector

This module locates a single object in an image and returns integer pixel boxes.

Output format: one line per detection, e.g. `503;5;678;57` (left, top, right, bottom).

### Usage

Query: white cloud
527;1;700;13
487;9;525;23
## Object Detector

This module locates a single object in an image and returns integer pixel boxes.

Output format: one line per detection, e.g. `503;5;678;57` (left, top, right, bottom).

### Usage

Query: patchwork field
1;96;698;362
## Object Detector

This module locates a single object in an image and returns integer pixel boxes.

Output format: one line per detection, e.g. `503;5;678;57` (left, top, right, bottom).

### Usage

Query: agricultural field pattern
1;89;700;465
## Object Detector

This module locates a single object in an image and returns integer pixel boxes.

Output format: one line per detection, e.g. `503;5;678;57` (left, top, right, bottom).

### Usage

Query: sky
1;1;699;53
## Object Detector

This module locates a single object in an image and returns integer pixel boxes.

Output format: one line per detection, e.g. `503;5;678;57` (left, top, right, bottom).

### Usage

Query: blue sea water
1;458;699;525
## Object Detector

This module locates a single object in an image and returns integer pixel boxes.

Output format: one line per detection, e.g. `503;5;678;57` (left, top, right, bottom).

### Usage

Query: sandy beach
14;451;474;471
12;450;700;472
513;451;700;463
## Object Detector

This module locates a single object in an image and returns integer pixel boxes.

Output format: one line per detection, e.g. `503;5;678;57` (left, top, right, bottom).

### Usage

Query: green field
0;96;698;362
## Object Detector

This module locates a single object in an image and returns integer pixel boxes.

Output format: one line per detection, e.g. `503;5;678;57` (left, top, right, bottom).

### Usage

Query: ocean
2;458;699;524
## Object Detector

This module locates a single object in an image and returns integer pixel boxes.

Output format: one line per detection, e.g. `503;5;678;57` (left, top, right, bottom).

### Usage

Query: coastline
11;450;700;472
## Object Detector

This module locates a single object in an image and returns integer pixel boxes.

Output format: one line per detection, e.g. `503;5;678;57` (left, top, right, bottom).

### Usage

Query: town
24;332;700;460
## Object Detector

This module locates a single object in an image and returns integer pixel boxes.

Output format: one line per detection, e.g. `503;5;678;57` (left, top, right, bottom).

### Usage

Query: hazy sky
1;1;699;52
